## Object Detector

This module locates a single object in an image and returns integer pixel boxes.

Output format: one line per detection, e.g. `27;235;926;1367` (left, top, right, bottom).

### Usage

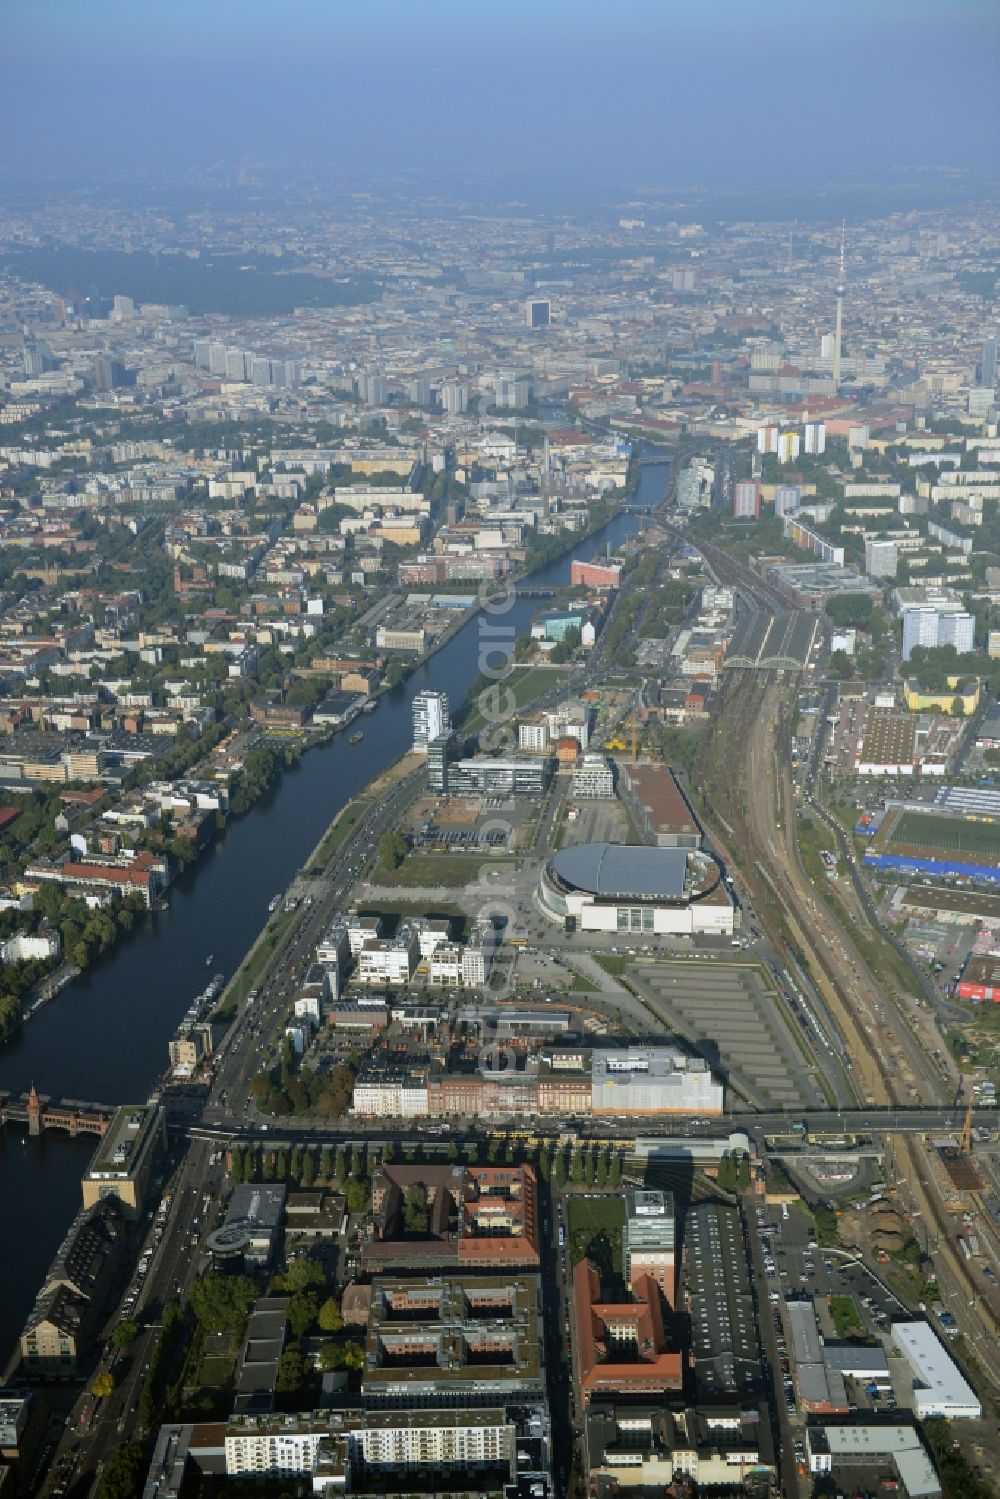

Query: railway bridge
0;1086;114;1138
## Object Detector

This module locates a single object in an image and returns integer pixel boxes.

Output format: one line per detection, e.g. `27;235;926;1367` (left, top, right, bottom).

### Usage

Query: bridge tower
26;1084;41;1136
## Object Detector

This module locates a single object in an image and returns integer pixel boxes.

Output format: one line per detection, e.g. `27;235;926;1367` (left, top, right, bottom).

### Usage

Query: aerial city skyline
0;4;998;1499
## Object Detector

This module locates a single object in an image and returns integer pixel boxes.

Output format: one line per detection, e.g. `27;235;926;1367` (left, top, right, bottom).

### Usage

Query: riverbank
0;462;671;1365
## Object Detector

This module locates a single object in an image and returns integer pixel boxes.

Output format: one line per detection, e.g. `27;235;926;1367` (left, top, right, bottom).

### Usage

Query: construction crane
959;1100;973;1154
626;714;641;761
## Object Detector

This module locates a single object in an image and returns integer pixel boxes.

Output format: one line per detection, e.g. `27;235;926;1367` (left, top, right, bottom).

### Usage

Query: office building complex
570;755;615;800
426;735;451;793
442;756;551;798
81;1104;166;1219
412;690;451;751
209;1184;287;1270
591;1047;724;1115
572;1262;682;1407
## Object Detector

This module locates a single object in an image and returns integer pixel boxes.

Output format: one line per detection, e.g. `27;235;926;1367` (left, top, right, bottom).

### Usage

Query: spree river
0;458;669;1363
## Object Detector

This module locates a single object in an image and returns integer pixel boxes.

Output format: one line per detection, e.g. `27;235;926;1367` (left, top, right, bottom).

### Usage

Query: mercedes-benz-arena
538;841;735;936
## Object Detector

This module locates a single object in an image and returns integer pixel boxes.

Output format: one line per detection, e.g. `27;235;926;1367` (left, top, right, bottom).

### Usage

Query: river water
0;458;669;1363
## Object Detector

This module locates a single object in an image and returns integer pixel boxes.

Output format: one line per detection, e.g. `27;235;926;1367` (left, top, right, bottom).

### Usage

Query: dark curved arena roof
551;842;688;900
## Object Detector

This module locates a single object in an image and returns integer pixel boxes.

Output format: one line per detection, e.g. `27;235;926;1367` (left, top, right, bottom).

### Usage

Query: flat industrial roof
900;884;1000;922
621;763;700;840
816;1424;941;1498
892;1320;982;1417
552;842;688;900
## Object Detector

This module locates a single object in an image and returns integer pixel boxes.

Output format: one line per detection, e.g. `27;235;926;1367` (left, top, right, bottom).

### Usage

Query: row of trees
138;1298;185;1430
229;1139;373;1215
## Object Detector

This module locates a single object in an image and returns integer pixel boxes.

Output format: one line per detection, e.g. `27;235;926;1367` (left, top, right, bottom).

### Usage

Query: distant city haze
2;0;998;191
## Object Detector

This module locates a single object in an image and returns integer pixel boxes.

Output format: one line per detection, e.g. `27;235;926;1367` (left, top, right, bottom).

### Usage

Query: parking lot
636;960;821;1110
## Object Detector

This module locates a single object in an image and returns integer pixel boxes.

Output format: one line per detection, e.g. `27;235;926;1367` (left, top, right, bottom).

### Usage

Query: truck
958;1236;972;1260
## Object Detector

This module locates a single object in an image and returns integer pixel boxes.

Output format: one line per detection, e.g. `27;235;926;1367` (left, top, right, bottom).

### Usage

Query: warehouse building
806;1422;941;1497
681;1203;762;1397
891;1320;981;1419
81;1104;166;1219
955;954;1000;1003
617;762;702;848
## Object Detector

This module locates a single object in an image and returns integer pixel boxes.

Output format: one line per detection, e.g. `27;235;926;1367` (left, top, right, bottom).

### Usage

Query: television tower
832;220;846;390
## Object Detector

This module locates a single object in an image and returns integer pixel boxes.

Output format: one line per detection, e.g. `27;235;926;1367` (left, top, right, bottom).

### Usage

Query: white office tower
757;424;779;454
412;690;451;751
804;421;826;454
623;1188;676;1299
865;539;898;578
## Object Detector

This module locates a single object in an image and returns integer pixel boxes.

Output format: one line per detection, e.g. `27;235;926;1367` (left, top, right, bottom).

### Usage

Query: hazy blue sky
3;0;998;192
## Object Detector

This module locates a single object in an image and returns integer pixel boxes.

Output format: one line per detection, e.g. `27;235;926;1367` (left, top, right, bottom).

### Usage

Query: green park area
566;1195;626;1282
830;1294;863;1338
376;848;514;888
460;665;569;734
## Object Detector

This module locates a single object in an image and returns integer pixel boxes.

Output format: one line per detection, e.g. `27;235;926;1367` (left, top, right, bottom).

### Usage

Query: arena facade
538;841;735;936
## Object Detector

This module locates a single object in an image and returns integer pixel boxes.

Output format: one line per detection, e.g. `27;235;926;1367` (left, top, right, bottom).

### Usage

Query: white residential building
518;721;549;753
902;607;975;661
412;690;451;750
